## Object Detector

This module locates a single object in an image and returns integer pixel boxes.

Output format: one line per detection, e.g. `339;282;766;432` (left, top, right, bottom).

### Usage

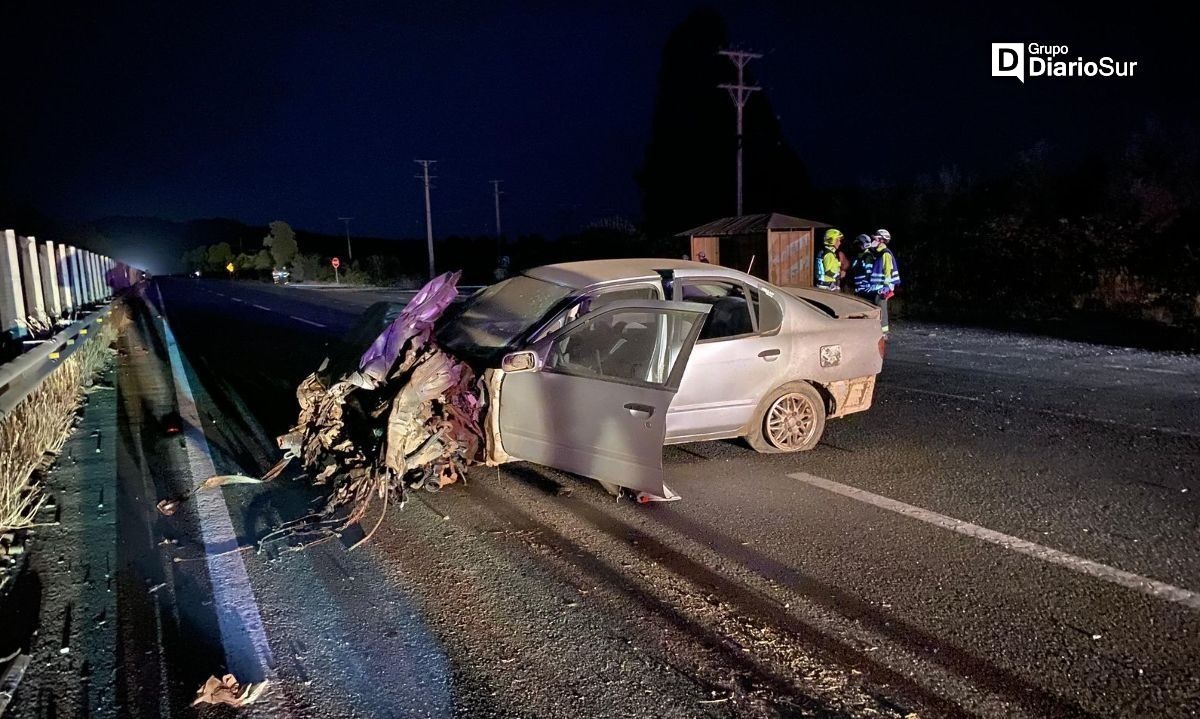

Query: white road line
884;384;1199;439
946;348;1013;359
162;317;275;679
289;315;326;328
1101;364;1187;376
252;303;271;311
230;297;244;303
788;472;1200;612
902;346;1013;359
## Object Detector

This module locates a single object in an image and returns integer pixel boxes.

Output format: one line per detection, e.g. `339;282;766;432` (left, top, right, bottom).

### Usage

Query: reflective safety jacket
815;245;841;290
852;247;900;296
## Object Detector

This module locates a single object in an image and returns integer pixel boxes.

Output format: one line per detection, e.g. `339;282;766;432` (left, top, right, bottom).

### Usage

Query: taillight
878;336;887;359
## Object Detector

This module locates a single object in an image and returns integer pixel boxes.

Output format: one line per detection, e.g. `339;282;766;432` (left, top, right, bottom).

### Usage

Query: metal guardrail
0;305;112;418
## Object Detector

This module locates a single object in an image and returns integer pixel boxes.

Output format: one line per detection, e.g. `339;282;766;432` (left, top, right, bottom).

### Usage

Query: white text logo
991;43;1138;83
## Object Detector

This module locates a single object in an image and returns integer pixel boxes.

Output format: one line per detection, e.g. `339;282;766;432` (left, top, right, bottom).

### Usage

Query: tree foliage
264;220;298;266
206;242;233;268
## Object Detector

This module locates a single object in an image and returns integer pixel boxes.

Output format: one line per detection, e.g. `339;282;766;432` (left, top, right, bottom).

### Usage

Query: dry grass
0;313;118;532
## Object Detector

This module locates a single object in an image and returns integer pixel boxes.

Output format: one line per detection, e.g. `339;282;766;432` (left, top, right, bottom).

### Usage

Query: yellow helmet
824;228;843;243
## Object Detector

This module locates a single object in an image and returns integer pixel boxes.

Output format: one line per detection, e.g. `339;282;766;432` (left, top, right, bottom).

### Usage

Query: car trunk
783;288;880;320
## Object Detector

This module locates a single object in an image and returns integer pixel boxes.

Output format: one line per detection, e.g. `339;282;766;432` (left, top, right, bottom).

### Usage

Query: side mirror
501;350;539;373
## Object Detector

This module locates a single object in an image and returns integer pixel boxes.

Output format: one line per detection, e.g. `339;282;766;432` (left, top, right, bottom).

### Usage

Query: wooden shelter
678;213;831;287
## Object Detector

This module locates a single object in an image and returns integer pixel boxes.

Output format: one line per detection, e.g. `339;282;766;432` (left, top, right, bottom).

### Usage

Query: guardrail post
17;234;47;324
95;254;106;300
67;245;86;307
102;255;113;298
56;243;74;313
80;250;93;304
94;254;105;300
86;251;99;302
1;229;29;336
38;239;62;318
99;256;108;298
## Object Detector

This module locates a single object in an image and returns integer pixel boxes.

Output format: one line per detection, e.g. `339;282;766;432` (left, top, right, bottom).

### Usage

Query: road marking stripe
946;348;1012;358
883;384;1199;439
289;315;326;328
230;297;244;303
1101;363;1188;376
252;303;271;311
788;472;1200;611
162;316;275;679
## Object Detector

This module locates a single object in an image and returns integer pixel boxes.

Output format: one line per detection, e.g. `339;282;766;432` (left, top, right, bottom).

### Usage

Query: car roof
524;258;751;289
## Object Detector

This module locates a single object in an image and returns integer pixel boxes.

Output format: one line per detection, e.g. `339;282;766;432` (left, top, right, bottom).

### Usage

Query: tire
746;382;827;453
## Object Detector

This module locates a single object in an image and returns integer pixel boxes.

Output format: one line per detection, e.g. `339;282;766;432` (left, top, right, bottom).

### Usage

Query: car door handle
624;402;655;418
758;349;781;361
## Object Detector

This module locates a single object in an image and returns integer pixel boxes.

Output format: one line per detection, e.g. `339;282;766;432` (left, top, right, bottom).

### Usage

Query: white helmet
875;228;892;243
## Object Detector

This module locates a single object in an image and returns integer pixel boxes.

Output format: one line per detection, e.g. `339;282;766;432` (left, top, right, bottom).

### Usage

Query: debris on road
272;270;484;548
191;673;269;708
163;272;486;551
156;475;265;516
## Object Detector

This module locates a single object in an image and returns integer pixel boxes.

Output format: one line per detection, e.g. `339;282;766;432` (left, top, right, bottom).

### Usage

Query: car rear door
497;300;709;497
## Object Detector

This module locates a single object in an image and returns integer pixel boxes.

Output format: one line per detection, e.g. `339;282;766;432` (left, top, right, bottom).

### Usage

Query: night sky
2;1;1192;245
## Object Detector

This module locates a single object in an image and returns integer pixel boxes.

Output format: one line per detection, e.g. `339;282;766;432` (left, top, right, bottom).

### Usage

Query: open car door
496;300;710;497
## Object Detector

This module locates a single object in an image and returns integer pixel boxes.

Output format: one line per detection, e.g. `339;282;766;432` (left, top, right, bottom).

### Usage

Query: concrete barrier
16;235;47;323
2;227;141;344
1;230;27;335
56;243;74;312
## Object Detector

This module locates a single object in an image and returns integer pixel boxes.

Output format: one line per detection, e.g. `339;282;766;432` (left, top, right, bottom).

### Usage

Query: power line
718;49;761;217
414;160;437;279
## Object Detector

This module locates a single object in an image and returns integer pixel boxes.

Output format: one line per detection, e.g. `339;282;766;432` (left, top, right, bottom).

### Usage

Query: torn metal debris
191;673;269;708
271;271;484;547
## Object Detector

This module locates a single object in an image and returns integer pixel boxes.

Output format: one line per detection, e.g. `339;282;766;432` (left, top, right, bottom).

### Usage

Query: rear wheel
747;382;826;453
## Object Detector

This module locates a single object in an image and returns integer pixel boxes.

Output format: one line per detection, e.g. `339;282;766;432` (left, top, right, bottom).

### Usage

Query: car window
678;281;755;340
532;284;660;342
438;275;572;359
545;307;703;389
754;286;784;334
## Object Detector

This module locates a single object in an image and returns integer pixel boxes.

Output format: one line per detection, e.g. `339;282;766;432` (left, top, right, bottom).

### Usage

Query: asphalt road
10;277;1199;718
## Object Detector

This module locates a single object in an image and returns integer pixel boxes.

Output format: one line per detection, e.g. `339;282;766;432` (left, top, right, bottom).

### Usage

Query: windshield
438;275;573;361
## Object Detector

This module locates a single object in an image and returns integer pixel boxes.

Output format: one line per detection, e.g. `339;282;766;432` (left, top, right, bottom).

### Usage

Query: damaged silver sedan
438;259;885;501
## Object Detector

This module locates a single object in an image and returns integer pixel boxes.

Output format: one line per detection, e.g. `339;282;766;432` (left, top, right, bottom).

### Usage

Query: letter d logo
991;43;1024;82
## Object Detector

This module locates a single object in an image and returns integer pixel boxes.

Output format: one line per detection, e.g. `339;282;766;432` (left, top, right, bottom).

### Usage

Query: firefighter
815;228;844;290
850;234;875;296
852;229;900;336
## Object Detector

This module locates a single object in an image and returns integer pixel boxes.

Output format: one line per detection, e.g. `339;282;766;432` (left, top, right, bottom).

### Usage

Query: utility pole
337;217;354;261
415;160;437;279
718;49;761;217
489;180;503;237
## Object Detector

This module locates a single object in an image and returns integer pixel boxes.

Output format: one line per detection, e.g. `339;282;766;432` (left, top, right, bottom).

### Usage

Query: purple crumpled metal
357;270;462;385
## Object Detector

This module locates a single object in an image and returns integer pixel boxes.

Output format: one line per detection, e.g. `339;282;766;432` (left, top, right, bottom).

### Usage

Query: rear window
795;296;838;318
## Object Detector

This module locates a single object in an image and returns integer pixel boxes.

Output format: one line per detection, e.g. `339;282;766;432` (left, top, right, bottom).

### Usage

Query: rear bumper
822;374;876;418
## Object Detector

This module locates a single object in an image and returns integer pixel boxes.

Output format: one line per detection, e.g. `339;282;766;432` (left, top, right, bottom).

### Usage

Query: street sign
226;262;235;274
331;257;340;269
